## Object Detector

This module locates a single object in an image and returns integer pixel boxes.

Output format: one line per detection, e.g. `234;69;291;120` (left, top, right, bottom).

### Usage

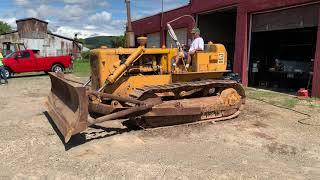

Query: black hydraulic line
250;97;320;126
89;91;145;105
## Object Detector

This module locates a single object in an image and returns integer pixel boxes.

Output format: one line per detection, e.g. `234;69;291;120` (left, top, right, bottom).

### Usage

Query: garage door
147;32;160;48
166;28;187;48
252;4;319;32
249;4;319;91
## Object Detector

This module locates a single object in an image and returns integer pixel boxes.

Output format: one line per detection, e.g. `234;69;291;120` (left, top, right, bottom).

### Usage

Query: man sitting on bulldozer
173;27;204;69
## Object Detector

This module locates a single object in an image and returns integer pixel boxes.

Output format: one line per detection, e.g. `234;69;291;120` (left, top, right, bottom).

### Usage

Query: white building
0;18;82;57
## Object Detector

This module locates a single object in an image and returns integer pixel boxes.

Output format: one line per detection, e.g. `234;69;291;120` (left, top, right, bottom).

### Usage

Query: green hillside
83;36;125;49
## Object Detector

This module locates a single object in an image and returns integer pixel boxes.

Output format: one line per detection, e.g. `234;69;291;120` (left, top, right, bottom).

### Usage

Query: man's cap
191;27;200;34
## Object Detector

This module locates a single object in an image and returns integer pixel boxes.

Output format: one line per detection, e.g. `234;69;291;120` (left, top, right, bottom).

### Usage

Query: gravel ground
0;73;320;179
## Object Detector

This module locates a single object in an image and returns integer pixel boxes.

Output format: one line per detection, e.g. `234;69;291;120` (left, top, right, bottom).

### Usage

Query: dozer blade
46;72;88;142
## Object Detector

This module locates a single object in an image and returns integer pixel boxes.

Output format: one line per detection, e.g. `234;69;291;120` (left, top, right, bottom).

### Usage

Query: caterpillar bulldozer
45;1;245;143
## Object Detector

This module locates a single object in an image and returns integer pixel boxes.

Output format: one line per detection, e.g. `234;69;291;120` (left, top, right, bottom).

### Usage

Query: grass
68;60;320;109
72;59;91;77
246;87;309;109
281;99;299;109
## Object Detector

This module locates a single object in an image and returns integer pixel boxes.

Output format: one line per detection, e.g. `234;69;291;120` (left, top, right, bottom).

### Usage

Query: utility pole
125;0;135;47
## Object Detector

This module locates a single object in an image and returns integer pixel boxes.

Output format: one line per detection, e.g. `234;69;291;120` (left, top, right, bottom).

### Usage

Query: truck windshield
4;51;15;58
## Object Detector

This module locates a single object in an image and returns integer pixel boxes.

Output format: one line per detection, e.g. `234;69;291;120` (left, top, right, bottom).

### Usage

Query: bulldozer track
129;79;246;101
142;111;241;131
128;79;246;129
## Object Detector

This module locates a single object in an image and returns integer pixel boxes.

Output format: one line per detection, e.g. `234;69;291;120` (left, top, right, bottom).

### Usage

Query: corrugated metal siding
0;32;21;43
0;32;78;57
252;4;319;32
132;0;319;93
166;28;188;48
147;32;161;48
22;35;72;56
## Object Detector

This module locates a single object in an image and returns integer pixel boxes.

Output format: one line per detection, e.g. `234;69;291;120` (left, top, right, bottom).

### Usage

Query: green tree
0;21;12;34
77;38;85;44
80;50;91;61
111;36;126;48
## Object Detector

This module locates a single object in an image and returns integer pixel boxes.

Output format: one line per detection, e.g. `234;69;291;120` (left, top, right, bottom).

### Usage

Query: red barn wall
132;0;320;96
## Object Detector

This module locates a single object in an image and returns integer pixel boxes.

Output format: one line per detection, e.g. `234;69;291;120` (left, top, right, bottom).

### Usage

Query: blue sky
0;0;189;38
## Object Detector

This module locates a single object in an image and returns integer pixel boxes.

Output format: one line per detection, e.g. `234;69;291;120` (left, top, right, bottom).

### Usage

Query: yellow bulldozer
46;38;245;142
45;1;245;143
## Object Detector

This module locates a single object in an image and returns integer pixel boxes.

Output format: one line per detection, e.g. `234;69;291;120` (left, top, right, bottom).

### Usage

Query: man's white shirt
189;37;204;53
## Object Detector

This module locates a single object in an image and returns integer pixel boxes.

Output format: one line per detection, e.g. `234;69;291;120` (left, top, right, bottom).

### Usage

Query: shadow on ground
10;72;73;79
43;111;132;150
11;73;48;79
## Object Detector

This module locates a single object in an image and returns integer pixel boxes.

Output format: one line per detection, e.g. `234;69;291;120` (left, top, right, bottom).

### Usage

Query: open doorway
198;8;237;70
249;4;318;93
249;28;317;92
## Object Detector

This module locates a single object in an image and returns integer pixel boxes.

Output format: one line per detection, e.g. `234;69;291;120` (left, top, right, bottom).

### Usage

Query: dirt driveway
0;74;319;179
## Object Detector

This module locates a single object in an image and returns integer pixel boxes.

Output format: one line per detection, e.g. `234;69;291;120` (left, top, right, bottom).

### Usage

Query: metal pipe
125;0;133;32
90;91;145;105
88;104;153;124
167;15;196;26
89;102;115;115
125;0;135;47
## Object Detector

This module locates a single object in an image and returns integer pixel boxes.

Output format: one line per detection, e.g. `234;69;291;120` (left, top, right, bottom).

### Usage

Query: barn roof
16;18;48;24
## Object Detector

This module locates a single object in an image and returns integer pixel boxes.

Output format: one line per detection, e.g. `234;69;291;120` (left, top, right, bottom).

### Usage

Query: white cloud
84;25;97;30
0;17;17;29
89;11;112;25
26;9;37;17
63;0;87;4
15;0;30;6
98;1;109;7
2;0;189;38
61;5;85;21
24;4;85;21
53;26;110;39
37;5;52;17
25;5;57;19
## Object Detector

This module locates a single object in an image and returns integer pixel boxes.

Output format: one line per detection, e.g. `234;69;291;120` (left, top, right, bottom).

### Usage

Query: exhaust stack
125;0;135;47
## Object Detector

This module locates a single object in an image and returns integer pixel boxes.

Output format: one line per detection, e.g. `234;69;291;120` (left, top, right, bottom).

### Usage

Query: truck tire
51;64;64;73
3;67;11;78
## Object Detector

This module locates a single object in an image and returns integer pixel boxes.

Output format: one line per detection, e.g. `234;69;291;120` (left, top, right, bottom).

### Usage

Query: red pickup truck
2;49;72;78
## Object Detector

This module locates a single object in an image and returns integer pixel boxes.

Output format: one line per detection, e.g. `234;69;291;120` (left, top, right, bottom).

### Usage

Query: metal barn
0;18;82;57
132;0;320;97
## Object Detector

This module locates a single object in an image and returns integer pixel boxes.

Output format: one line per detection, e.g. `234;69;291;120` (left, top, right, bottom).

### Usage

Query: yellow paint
106;75;172;97
193;44;227;72
90;43;229;97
